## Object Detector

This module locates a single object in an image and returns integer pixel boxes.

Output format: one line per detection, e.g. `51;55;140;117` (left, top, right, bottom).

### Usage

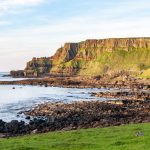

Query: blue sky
0;0;150;71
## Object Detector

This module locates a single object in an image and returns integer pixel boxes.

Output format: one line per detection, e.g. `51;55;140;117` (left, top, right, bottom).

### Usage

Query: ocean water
0;72;29;81
0;72;108;122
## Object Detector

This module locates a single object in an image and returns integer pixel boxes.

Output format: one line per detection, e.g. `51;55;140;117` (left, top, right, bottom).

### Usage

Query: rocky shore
0;100;150;138
91;90;150;101
0;73;149;138
0;75;150;89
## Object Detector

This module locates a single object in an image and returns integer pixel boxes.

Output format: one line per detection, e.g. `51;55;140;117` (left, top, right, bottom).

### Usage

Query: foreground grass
0;123;150;150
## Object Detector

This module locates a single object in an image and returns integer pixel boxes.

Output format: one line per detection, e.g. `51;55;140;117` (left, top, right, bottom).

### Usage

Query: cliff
11;38;150;77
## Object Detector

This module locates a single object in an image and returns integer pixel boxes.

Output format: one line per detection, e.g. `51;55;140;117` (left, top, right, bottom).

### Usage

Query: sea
0;72;110;122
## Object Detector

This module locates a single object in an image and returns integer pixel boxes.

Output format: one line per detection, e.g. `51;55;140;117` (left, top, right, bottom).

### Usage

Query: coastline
0;75;149;138
0;76;150;89
1;99;150;138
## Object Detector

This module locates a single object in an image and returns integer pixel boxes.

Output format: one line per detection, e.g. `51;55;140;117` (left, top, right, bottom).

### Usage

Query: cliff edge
11;38;150;78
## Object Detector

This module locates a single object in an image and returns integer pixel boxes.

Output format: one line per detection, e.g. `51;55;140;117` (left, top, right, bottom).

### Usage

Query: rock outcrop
10;38;150;77
24;57;52;77
10;70;24;78
1;100;150;137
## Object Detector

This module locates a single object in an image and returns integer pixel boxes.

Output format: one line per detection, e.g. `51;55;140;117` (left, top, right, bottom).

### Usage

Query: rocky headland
10;37;150;78
8;37;150;89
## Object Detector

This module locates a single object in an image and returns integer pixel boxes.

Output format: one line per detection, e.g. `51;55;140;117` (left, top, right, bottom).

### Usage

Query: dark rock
25;116;31;120
0;133;6;138
10;70;24;78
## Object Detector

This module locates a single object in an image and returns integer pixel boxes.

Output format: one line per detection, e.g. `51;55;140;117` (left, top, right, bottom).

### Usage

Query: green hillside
78;48;150;76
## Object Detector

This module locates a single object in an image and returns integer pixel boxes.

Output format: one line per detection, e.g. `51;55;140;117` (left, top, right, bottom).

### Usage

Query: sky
0;0;150;71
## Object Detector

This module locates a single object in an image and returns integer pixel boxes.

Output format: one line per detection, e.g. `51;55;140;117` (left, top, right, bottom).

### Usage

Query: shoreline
1;99;150;138
0;76;149;138
0;76;150;89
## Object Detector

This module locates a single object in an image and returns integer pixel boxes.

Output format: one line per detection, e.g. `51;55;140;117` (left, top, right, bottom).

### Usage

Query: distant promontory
11;38;150;78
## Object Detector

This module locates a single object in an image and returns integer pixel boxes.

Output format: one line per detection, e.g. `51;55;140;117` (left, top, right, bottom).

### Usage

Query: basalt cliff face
11;38;150;77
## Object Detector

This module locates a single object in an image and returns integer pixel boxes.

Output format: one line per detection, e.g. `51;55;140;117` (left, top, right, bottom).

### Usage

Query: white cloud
0;0;44;6
1;14;150;52
8;0;44;5
0;0;45;14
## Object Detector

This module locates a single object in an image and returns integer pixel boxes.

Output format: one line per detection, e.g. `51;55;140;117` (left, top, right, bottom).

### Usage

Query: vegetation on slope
0;123;150;150
140;68;150;78
79;48;150;77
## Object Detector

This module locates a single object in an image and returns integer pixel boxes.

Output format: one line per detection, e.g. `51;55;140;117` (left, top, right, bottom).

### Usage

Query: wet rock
91;90;150;101
10;70;24;78
25;116;31;120
0;133;6;138
20;100;150;134
136;131;144;137
0;76;149;91
31;129;38;134
1;99;150;138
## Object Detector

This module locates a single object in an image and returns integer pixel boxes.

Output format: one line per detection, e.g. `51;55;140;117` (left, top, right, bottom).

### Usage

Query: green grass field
0;123;150;150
